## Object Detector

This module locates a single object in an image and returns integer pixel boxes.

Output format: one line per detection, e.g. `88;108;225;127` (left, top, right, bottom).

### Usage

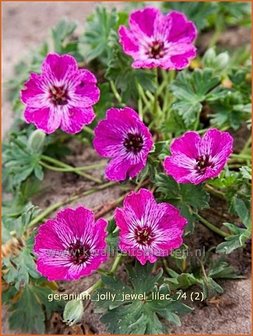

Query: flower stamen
195;154;214;174
123;133;144;154
134;226;154;246
147;40;165;59
68;240;91;265
49;85;69;106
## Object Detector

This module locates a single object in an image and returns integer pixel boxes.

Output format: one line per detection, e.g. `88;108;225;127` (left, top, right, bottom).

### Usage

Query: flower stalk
40;155;102;183
79;254;123;297
195;213;229;238
28;181;116;228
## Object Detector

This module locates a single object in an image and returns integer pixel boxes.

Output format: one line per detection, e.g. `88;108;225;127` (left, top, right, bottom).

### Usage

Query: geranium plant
2;2;251;335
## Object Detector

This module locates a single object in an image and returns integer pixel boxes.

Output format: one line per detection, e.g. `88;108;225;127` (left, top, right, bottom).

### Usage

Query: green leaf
202;277;223;297
2;202;40;240
154;173;210;234
165;272;201;290
8;285;45;333
171;69;222;126
3;131;44;191
51;19;78;54
3;247;40;290
233;197;249;225
127;262;163;294
216;228;251;254
79;7;127;64
95;262;192;334
240;166;251;180
210;91;250;130
216;196;251;254
209;169;238;189
208;259;241;279
106;219;119;253
7;282;63;334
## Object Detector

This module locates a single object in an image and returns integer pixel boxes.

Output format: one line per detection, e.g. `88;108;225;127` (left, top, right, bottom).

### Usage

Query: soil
2;2;252;335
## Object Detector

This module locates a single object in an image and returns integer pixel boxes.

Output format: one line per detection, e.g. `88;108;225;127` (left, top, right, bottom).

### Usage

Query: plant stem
162;258;170;275
138;92;144;121
199;259;209;283
241;136;252;154
209;20;222;48
83;126;94;136
195;213;229;238
79;254;123;297
153;68;159;117
109;253;123;274
205;184;226;200
41;155;72;168
230;153;251;160
28;182;116;228
80;279;103;296
110;80;122;104
40;160;105;172
138;83;151;108
40;155;102;183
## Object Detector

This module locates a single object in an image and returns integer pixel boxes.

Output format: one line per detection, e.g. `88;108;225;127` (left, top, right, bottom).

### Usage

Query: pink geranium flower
34;207;107;281
114;188;187;265
93;107;153;181
21;53;100;134
118;7;197;69
164;129;233;185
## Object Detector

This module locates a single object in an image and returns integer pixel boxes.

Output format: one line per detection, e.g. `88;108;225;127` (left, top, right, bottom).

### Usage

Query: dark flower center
49;85;69;106
134;226;154;246
123;133;144;154
68;239;91;265
147;40;165;59
195;154;214;174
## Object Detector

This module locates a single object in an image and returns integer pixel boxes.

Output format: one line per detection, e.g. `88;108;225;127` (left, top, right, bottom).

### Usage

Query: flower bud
63;299;84;326
28;130;45;153
216;52;229;69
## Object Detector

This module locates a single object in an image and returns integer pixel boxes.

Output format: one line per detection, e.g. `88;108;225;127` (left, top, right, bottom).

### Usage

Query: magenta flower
164;129;233;185
114;188;187;265
118;7;197;70
21;53;100;134
34;207;107;281
93;107;153;181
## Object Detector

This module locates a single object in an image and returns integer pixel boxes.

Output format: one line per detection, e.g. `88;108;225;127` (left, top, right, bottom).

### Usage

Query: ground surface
2;1;252;335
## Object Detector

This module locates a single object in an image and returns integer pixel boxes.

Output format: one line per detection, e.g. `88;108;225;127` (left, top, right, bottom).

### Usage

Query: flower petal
24;106;61;134
201;128;233;158
129;7;160;37
170;131;200;157
105;156;132;181
72;83;100;107
60;106;95;134
166;11;197;43
20;73;45;104
42;53;78;80
118;26;139;56
170;44;197;69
